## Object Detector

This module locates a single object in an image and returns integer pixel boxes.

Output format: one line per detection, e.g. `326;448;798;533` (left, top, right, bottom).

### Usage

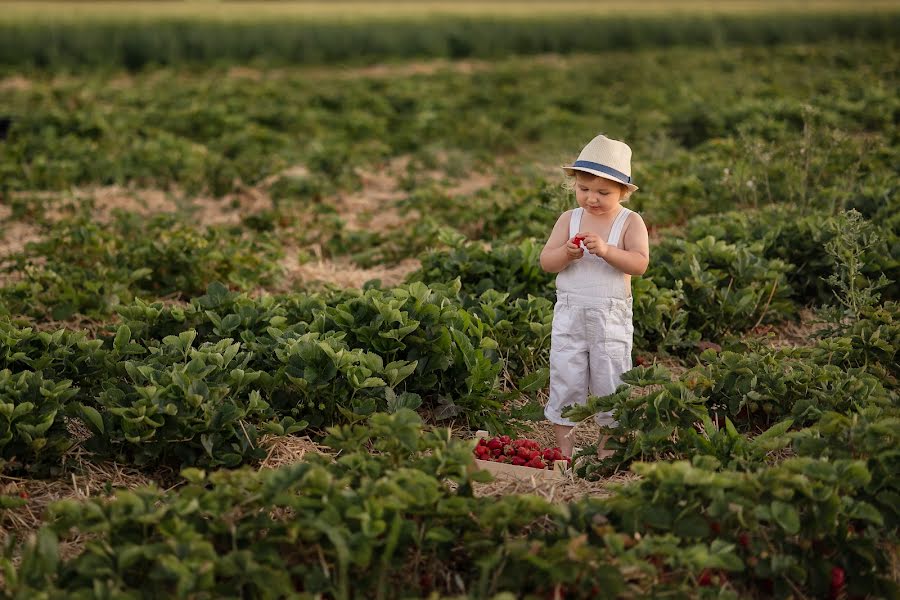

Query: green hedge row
2;13;898;71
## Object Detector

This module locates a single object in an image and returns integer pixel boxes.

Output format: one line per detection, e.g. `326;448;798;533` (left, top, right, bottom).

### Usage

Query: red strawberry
710;521;721;535
543;449;556;461
487;439;502;450
491;448;502;457
698;569;712;586
19;491;28;499
499;435;511;444
738;533;750;548
830;566;845;590
527;457;545;469
517;447;531;459
503;444;515;456
512;457;527;466
572;235;586;246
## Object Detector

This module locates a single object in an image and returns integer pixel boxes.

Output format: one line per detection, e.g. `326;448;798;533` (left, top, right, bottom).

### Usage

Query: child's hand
565;237;584;260
579;232;609;258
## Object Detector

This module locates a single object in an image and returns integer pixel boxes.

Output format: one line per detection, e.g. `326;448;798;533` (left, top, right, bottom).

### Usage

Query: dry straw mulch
472;469;637;503
257;433;334;471
0;449;162;567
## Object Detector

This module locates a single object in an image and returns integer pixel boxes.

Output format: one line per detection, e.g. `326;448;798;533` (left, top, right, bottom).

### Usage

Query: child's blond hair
566;170;634;201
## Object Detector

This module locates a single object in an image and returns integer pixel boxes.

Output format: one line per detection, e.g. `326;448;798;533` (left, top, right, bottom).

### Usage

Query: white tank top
555;206;632;299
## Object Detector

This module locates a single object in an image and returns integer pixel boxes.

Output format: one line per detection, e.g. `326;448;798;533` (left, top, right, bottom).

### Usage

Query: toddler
539;134;650;458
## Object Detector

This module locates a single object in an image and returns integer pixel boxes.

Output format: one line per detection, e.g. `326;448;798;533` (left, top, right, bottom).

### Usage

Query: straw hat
562;134;638;195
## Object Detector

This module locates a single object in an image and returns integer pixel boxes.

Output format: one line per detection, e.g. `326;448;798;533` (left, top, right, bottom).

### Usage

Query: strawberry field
0;3;898;598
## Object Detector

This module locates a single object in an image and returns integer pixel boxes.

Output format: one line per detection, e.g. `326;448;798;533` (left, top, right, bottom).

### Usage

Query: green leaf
10;402;34;421
200;434;214;457
386;391;422;413
770;500;800;534
220;314;242;332
425;527;455;543
846;500;884;525
114;324;132;352
78;404;105;435
517;368;549;393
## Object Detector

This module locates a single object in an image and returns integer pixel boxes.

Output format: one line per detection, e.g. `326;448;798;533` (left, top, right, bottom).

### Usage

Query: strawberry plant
409;238;554;304
791;406;900;529
647;236;796;339
686;347;892;429
602;456;897;598
0;320;105;387
813;300;899;389
684;206;899;306
468;289;552;382
0;369;76;475
79;329;285;468
271;330;419;427
565;341;895;477
310;282;504;427
631;277;697;355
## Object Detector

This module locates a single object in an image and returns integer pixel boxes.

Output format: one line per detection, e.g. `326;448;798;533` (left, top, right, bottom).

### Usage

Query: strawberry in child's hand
572;235;586;246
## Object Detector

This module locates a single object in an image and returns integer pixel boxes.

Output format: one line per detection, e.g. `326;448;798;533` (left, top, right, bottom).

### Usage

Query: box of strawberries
472;430;571;481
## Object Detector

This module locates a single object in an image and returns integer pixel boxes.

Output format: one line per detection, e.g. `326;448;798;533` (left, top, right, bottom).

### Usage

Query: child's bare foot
552;424;575;458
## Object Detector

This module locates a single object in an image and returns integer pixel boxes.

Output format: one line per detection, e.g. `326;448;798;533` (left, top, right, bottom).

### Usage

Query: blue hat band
571;160;632;184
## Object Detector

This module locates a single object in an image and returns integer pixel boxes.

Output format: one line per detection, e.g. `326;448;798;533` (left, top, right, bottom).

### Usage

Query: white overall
544;206;634;427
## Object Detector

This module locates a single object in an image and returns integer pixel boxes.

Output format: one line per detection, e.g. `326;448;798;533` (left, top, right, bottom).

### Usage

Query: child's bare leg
553;424;576;457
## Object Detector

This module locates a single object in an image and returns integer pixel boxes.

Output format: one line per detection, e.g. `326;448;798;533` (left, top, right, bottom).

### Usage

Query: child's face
574;172;624;215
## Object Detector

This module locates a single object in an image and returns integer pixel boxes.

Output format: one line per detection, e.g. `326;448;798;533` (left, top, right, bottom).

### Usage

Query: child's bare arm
540;211;583;273
581;213;650;275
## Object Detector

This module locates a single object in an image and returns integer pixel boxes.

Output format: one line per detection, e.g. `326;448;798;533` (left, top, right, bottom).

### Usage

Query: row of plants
0;212;282;320
1;11;896;71
0;280;517;475
2;41;895;207
2;408;895;599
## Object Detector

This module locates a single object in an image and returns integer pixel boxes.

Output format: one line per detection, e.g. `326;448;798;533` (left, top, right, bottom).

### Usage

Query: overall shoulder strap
568;208;584;238
607;207;633;248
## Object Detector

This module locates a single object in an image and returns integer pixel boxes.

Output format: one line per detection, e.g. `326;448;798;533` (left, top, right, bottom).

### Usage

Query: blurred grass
2;12;899;71
3;1;900;23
